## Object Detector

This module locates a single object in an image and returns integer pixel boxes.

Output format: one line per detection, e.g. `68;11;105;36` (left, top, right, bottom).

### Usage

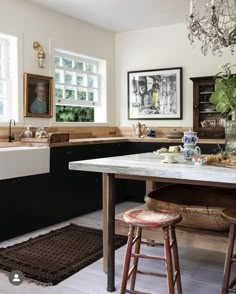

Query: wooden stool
120;209;182;294
222;209;236;294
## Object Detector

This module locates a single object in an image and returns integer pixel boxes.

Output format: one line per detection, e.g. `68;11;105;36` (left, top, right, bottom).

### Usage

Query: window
55;49;106;123
0;33;18;122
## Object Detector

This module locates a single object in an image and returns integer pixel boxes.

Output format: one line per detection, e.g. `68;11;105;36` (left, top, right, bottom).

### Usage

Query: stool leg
120;225;135;294
163;226;175;294
222;224;236;294
171;226;182;294
130;227;142;291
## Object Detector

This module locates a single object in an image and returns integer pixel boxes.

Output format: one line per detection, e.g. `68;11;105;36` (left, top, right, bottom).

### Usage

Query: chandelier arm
229;28;236;43
186;0;236;55
189;20;214;38
198;25;216;38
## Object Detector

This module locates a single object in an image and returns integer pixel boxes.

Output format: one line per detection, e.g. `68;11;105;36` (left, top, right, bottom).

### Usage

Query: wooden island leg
102;173;116;292
146;180;156;194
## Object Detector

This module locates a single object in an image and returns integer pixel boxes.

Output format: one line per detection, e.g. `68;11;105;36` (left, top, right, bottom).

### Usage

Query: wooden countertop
0;142;24;148
127;137;224;144
49;136;224;147
49;137;128;147
0;137;225;148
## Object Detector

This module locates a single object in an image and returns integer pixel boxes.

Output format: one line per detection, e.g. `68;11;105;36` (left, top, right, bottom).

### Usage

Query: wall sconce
33;41;46;68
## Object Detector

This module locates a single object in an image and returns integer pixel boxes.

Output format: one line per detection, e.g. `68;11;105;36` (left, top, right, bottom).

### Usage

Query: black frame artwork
128;67;183;120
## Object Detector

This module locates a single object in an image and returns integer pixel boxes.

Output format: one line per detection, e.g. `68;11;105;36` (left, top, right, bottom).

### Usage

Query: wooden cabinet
190;76;225;139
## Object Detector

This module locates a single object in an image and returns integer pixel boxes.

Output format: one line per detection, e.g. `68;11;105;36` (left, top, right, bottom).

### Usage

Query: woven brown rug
0;224;127;286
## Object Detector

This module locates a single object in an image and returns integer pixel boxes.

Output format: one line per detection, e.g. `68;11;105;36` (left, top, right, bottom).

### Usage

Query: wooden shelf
200;111;219;114
199;91;213;95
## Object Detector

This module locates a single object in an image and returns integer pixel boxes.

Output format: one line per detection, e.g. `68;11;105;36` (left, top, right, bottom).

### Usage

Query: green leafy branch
210;63;236;117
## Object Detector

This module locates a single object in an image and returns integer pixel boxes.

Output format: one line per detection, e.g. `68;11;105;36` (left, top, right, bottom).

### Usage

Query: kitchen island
69;152;236;292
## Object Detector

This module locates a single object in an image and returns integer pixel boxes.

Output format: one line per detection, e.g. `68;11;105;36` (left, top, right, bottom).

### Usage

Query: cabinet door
191;76;225;139
0;175;53;241
16;175;53;231
50;144;127;219
198;144;224;154
0;179;16;241
127;142;181;154
93;143;127;158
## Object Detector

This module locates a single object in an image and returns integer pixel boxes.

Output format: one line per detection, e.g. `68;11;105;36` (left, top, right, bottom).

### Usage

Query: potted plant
210;63;236;153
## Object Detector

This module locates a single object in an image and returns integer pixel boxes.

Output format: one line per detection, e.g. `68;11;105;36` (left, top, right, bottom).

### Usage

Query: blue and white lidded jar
182;128;199;145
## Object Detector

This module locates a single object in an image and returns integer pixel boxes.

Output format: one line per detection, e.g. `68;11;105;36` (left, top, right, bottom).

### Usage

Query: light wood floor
0;202;234;294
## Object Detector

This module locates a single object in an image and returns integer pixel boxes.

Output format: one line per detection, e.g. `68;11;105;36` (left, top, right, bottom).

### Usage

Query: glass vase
225;111;236;154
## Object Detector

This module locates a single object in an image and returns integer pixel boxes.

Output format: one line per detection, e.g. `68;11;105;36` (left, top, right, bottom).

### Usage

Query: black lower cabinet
0;174;52;242
0;179;16;241
198;143;224;154
49;143;128;223
0;141;224;242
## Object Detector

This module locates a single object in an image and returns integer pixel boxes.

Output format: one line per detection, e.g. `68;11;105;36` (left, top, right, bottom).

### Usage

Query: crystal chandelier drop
186;0;236;56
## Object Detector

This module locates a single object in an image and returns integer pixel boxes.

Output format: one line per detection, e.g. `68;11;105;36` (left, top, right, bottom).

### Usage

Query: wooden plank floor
0;201;234;294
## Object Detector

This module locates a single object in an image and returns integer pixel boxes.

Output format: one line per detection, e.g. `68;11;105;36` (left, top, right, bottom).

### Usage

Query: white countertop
69;152;236;186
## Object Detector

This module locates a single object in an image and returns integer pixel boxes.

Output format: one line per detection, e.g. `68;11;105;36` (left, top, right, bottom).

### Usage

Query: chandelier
186;0;236;56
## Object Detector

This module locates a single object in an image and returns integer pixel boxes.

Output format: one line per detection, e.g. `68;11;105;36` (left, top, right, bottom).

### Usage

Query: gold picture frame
24;73;53;118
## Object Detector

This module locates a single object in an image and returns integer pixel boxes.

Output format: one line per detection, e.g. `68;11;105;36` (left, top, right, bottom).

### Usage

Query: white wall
1;2;235;129
115;23;236;127
0;0;115;127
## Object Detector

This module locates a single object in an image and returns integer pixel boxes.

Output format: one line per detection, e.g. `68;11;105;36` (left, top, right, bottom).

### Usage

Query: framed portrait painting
128;67;183;120
24;73;53;118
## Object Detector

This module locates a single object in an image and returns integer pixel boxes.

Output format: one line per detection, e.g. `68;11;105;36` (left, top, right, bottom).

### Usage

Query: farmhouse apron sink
0;146;50;180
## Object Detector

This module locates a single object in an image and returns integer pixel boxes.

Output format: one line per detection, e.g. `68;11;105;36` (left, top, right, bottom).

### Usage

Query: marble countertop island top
69;152;236;186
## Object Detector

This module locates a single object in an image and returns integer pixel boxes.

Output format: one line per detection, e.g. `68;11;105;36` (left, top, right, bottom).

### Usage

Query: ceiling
28;0;192;32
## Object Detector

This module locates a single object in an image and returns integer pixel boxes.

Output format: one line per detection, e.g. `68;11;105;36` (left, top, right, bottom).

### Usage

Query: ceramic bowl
192;155;207;166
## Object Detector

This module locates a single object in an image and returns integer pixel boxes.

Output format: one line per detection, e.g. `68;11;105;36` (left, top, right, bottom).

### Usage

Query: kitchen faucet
8;119;15;142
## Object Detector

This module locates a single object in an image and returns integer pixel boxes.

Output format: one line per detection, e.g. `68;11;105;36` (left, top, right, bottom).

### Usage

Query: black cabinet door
50;143;128;221
127;142;185;154
0;174;53;241
198;143;224;154
0;179;16;241
15;174;54;231
93;142;128;158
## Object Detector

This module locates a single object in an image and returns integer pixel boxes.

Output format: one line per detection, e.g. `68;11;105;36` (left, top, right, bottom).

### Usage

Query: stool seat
222;209;236;225
124;209;182;228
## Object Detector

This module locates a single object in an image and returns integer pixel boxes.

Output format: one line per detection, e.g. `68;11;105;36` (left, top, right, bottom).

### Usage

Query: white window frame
55;49;102;108
0;33;18;123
